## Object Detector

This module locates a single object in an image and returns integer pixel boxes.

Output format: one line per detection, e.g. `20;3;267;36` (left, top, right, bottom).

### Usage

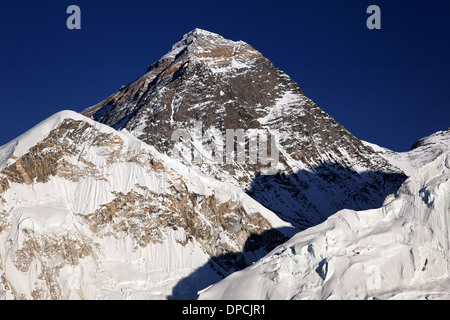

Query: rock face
0;111;292;299
83;28;407;229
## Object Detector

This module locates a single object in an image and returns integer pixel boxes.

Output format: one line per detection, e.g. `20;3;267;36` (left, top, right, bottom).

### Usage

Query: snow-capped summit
181;27;219;39
82;29;407;230
161;28;260;67
166;28;229;53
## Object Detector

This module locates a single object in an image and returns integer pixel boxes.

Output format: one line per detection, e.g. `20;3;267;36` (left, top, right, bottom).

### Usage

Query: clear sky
1;0;449;151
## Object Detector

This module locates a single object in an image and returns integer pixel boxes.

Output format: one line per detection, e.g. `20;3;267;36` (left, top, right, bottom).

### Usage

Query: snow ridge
363;128;450;176
0;111;293;300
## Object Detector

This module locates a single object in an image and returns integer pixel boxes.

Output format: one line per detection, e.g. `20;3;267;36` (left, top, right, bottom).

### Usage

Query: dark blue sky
1;0;449;151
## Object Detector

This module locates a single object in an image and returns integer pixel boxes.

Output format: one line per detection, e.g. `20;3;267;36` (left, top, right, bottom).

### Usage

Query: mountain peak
177;28;235;46
167;28;222;52
160;28;262;67
82;29;407;231
185;28;222;40
162;28;224;58
81;28;262;118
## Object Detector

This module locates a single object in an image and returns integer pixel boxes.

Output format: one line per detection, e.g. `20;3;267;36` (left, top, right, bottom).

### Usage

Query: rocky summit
83;28;407;230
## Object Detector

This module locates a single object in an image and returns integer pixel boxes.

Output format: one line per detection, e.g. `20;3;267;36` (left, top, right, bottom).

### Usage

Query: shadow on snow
246;162;407;230
167;227;295;300
168;163;407;299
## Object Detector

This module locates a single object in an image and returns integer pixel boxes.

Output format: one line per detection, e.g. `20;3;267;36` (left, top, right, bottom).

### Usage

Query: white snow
361;140;388;153
0;110;294;300
362;129;450;176
12;198;75;235
199;151;450;300
257;91;306;125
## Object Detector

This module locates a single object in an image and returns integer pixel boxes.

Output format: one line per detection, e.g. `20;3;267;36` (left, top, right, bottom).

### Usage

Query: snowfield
199;151;450;299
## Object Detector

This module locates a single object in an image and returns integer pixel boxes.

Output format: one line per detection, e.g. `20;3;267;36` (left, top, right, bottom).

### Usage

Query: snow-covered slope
199;150;450;300
0;110;293;300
